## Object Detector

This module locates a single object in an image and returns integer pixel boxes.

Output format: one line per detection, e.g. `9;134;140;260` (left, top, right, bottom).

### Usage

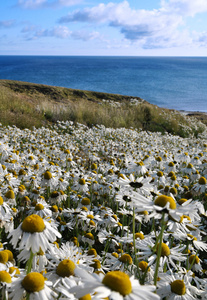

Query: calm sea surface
0;56;207;112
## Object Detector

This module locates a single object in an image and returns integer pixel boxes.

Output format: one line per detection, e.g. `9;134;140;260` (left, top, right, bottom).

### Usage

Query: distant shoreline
1;56;207;113
179;110;207;116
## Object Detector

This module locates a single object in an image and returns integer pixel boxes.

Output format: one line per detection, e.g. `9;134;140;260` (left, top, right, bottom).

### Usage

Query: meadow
0;116;207;299
0;79;207;138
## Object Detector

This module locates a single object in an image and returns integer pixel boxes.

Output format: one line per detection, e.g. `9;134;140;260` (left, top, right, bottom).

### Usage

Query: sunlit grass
0;79;206;137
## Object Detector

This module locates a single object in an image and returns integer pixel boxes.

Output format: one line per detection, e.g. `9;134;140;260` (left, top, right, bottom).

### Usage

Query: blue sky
1;0;207;56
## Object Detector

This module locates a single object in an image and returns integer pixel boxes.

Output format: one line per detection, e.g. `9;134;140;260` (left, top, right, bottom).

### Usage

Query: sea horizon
1;55;207;113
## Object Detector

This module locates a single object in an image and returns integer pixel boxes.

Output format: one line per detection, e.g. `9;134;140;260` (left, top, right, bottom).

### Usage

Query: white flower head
8;214;61;253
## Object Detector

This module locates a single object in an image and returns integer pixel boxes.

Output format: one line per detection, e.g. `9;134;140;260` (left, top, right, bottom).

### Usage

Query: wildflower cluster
0;120;207;299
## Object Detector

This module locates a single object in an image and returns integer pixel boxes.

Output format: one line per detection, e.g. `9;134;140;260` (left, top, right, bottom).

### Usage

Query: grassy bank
0;79;206;137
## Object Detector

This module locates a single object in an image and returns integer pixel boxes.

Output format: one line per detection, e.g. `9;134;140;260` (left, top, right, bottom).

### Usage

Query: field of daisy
0;119;207;299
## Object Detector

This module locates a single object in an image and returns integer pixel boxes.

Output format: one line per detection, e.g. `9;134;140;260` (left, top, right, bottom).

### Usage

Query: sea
0;55;207;112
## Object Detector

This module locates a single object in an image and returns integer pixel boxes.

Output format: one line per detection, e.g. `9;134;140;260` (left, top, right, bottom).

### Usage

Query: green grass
0;79;206;137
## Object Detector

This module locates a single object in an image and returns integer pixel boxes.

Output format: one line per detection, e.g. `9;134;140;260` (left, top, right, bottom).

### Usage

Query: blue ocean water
0;55;207;112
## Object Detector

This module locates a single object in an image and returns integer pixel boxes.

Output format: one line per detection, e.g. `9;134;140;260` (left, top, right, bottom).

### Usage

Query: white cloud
25;25;71;39
59;0;207;49
17;0;83;9
161;0;207;17
22;25;103;42
58;0;83;7
18;0;47;9
51;26;71;38
192;31;207;46
71;30;101;41
59;1;184;47
0;20;16;28
21;25;37;32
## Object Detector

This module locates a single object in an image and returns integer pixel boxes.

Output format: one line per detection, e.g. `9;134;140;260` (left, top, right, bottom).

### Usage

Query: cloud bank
22;24;101;42
58;0;207;49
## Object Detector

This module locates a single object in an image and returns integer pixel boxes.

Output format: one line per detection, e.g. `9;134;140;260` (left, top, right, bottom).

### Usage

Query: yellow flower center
79;178;86;185
102;271;132;296
85;233;94;240
56;259;76;277
108;169;114;175
5;190;15;199
81;206;88;211
171;175;177;181
138;261;150;272
168;171;175;177
112;214;118;221
81;198;90;205
169;187;177;195
22;272;45;293
171;280;186;295
87;214;94;219
157;171;164;177
89;220;96;226
112;252;119;258
90;259;101;269
199;177;207;185
0;196;3;205
51;191;59;198
156;156;162;162
156;243;170;257
21;214;45;233
35;203;44;211
0;271;12;283
44;171;52;180
37;248;45;256
118;254;132;264
187;234;197;241
178;198;187;205
91;163;97;170
154;195;176;209
87;248;97;257
135;232;144;240
189;255;200;265
3;249;13;261
64;149;70;154
79;295;92;300
180;215;191;223
9;267;20;276
51;205;58;212
0;251;8;264
19;169;26;176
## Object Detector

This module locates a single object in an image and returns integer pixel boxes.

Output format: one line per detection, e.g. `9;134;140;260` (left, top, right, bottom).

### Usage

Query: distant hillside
0;79;206;137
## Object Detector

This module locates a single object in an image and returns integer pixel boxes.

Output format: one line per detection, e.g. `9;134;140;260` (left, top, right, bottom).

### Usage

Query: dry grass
0;79;206;137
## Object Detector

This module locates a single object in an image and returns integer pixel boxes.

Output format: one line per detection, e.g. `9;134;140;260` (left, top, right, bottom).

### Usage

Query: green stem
26;250;34;274
188;250;199;271
154;212;165;286
26;293;30;300
102;238;111;264
133;208;137;262
133;207;140;279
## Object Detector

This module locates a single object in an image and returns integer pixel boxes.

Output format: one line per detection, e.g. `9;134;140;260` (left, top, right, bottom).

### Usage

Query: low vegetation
0;79;206;137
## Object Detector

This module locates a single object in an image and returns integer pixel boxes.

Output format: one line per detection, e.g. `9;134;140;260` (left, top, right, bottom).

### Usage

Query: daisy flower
27;199;52;218
70;267;160;300
9;272;57;300
192;176;207;194
157;271;202;299
137;238;186;270
8;214;61;253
